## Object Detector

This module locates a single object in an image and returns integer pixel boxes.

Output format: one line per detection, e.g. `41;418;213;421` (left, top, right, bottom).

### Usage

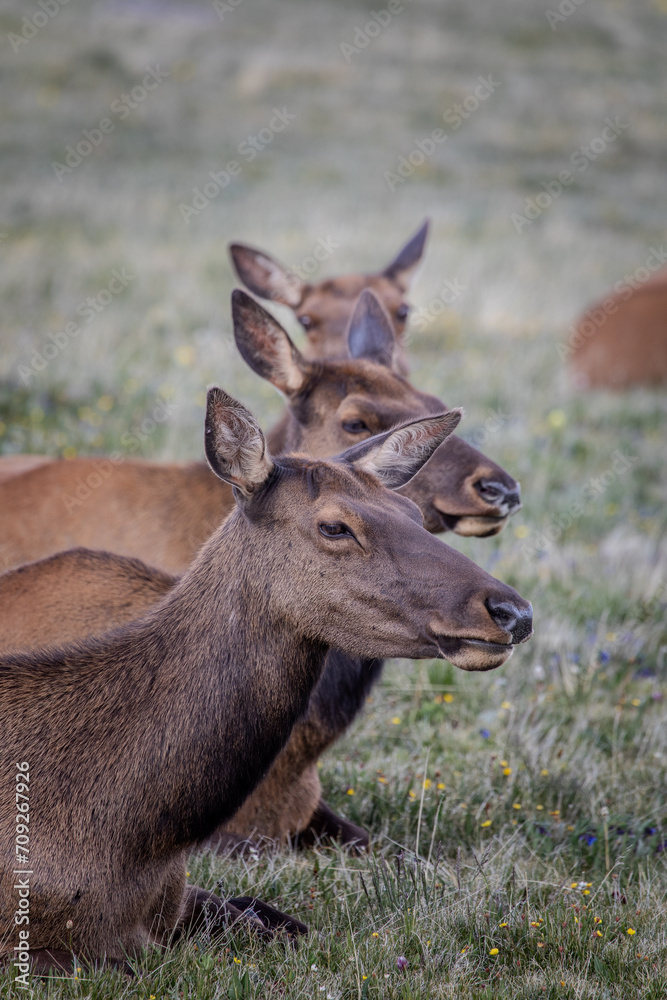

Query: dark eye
298;314;312;329
342;418;369;434
396;304;410;321
319;522;354;539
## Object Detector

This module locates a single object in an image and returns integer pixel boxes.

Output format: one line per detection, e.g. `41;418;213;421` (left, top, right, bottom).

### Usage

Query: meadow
1;0;666;995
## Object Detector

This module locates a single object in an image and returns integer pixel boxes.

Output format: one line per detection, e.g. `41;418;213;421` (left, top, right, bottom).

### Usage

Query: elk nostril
485;599;533;643
505;485;522;512
474;479;506;505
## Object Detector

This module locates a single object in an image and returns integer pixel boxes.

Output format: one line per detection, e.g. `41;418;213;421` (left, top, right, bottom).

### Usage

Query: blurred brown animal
0;389;532;974
0;454;52;484
569;264;667;389
0;291;520;574
230;220;430;372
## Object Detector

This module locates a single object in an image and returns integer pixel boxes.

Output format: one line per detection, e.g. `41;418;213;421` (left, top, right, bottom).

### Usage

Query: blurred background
2;1;667;992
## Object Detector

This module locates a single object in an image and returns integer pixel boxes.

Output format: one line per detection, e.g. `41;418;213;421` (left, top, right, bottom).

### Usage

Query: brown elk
0;389;533;975
0;455;53;484
0;298;526;851
230;220;430;373
569;264;667;389
0;291;520;574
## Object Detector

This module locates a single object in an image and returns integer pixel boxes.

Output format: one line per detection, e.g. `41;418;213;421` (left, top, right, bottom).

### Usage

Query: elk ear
382;219;430;292
229;243;305;308
232;290;309;396
341;409;462;490
204;387;273;497
346;289;397;367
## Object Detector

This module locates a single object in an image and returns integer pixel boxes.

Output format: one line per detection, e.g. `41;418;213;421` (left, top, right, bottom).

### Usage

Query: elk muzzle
429;589;533;672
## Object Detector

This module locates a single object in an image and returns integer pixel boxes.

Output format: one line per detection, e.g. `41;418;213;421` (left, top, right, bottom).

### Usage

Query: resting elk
0;388;533;976
0;293;527;851
0;291;521;574
568;263;667;389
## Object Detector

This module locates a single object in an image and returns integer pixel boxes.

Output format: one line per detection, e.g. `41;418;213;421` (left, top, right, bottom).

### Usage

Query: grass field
1;0;667;996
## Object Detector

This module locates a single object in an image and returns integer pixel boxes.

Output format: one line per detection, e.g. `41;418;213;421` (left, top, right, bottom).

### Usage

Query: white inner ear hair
359;422;435;484
216;409;272;488
266;260;303;307
270;334;304;393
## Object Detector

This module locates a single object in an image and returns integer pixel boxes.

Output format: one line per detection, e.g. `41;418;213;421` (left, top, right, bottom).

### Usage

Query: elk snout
485;597;533;644
473;478;522;515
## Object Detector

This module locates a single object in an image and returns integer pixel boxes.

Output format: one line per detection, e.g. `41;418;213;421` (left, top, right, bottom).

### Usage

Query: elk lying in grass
569;264;667;389
0;388;532;975
0;291;520;574
0;298;529;850
0;540;533;852
230;220;430;372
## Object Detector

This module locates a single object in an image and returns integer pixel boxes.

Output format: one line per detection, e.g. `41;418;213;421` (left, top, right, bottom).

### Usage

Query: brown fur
0;549;173;653
570;266;667;389
0;455;53;484
0;389;532;970
229;220;430;372
0;292;519;573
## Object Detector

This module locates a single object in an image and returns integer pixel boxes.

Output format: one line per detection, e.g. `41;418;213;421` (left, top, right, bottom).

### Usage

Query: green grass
1;0;667;995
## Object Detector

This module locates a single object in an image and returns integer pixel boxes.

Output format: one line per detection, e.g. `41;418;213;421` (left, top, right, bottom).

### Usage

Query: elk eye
342;418;369;434
319;521;353;539
396;304;410;321
298;314;312;329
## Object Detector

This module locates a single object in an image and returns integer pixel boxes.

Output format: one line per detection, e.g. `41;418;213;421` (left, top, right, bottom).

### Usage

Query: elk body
0;291;520;574
569;264;667;389
0;297;528;850
0;389;532;973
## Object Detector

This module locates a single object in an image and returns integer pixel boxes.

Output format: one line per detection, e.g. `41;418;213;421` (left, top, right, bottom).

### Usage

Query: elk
569;264;667;389
0;455;53;484
0;296;527;850
229;220;430;372
0;388;533;975
0;291;520;574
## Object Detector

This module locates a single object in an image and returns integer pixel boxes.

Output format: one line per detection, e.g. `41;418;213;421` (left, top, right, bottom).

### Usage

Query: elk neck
2;508;328;859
